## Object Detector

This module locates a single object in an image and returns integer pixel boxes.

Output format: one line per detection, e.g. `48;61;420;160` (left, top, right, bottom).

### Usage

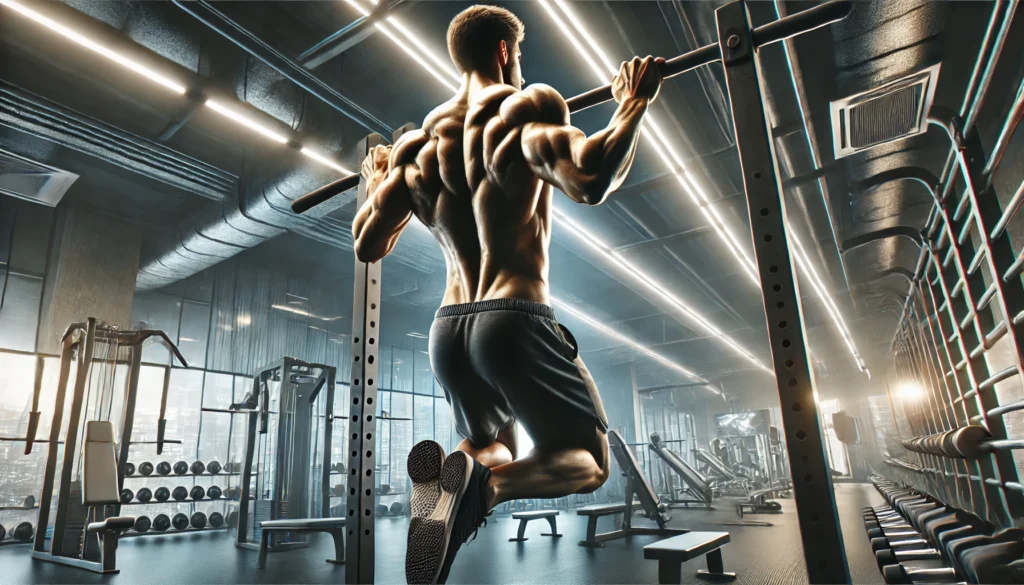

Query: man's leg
485;424;609;509
456;424;518;469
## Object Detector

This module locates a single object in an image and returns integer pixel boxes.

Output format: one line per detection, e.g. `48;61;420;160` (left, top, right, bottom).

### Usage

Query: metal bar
715;3;848;581
32;338;75;553
345;132;388;584
963;0;1020;132
989;179;1024;240
172;0;392;137
290;0;853;215
979;365;1018;392
298;0;412;69
115;344;143;497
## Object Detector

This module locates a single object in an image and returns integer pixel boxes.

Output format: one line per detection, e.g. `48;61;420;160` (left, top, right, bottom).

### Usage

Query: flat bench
509;510;561;542
644;532;735;584
257;518;346;569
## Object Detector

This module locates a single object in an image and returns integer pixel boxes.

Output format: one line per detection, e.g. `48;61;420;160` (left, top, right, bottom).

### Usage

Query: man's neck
464;70;506;96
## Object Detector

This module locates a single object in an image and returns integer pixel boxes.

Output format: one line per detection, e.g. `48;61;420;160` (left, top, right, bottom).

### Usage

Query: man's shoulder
498;84;569;127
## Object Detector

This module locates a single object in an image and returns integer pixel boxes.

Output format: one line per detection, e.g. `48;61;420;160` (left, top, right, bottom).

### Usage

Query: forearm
573;96;649;204
352;170;412;262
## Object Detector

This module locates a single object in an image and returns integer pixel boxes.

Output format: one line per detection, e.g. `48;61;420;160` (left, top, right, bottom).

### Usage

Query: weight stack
62;481;89;558
254;500;272;544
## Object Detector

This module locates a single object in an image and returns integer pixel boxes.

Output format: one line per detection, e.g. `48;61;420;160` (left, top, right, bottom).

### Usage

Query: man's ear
499;39;509;66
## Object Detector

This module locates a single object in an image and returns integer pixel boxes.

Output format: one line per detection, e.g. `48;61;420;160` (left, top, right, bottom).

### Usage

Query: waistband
435;298;556;320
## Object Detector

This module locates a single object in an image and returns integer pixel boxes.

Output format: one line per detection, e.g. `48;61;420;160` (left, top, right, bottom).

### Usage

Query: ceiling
0;0;1005;407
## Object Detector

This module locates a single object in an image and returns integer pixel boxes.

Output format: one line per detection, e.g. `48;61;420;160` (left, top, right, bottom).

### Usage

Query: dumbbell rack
119;469;246;537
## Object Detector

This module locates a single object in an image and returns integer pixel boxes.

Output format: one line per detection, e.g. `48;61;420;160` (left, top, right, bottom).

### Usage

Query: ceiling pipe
298;0;413;70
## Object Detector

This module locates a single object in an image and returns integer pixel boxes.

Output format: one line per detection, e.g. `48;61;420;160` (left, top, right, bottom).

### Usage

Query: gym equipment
190;512;207;529
644;532;735;583
224;487;239;500
173;461;188;475
136;488;152;503
577;430;685;548
156;461;172;476
648;433;713;509
389;502;404;516
172;486;188;501
0;524;6;541
133;516;151;533
234;358;336;557
207;460;222;475
209;512;224;528
171;513;189;530
226;510;239;528
139;461;154;476
207;485;222;499
124;463;135;477
190;486;206;501
375;504;388;517
154;487;170;502
13;522;34;542
288;1;854;214
153;515;171;532
119;489;134;504
256;519;346;569
190;461;205;475
508;510;561;542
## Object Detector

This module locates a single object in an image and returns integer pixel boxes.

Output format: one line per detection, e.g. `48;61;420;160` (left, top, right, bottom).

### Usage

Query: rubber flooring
0;483;884;584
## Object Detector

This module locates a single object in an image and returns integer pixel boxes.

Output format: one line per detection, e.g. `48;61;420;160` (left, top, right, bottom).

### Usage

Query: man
352;5;663;583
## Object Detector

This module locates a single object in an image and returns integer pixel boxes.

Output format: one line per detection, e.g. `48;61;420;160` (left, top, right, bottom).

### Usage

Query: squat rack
887;0;1024;530
293;1;856;583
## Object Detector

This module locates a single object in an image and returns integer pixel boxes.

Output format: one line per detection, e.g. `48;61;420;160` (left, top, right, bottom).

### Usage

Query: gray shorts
429;298;609;449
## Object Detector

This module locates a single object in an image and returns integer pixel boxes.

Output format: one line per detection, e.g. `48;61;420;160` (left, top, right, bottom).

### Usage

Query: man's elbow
572;177;612;206
353;237;383;264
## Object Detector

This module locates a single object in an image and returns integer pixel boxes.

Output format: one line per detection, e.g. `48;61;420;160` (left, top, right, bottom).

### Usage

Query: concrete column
37;206;142;354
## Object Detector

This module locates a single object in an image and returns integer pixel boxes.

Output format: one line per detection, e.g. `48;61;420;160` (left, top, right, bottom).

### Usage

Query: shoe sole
408;441;446;519
405;452;472;585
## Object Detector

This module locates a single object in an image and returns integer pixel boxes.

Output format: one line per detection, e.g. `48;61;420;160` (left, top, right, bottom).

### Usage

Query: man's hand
611;56;664;104
361;144;393;196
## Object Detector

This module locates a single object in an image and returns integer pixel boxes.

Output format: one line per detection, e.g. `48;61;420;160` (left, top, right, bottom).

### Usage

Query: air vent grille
0;148;78;207
831;64;941;159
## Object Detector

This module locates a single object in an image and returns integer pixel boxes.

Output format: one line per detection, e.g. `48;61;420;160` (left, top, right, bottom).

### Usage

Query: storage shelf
122;526;230;538
120;497;248;506
125;472;240;479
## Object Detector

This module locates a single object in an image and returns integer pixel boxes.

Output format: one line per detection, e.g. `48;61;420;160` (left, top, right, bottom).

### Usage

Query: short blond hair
447;5;525;74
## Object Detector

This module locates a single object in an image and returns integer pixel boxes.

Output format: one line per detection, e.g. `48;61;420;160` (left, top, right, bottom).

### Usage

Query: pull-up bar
288;0;851;215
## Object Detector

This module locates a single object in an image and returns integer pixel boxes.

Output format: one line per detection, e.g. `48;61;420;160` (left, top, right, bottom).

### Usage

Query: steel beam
298;0;413;70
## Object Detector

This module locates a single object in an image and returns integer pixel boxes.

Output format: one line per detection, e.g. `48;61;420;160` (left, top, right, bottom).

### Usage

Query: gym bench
509;510;561;542
644;532;735;584
257;518;346;569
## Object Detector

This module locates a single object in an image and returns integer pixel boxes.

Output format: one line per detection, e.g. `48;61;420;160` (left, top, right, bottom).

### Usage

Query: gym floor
0;484;883;584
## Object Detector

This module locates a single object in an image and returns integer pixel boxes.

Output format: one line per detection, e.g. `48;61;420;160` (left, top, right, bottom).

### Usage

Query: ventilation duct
830;64;941;159
0;148;77;206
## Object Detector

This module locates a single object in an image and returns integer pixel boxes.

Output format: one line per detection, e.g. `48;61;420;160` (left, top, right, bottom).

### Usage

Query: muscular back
402;84;569;305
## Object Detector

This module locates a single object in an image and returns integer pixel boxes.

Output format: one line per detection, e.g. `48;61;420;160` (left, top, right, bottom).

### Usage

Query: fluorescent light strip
0;0;362;176
338;0;769;375
552;298;719;392
0;0;187;94
547;0;866;373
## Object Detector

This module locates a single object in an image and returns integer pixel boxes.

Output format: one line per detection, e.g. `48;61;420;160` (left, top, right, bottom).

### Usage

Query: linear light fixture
544;0;868;375
271;303;345;321
0;0;355;175
341;0;770;375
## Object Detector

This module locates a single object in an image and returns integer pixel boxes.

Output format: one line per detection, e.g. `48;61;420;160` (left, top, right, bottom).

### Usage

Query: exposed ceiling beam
298;0;414;70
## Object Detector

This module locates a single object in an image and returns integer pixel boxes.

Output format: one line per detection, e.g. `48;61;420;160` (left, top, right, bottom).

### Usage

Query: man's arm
352;131;427;263
517;56;662;206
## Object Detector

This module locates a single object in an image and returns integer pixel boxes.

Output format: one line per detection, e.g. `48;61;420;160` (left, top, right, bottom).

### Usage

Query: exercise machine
234;357;336;556
31;319;186;573
649;433;714;509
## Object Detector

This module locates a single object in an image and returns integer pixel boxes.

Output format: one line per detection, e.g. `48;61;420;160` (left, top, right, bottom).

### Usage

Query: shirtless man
352;6;662;583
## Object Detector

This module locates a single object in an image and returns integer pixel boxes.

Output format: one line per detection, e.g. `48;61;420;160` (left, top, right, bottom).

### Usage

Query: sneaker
405;451;491;584
408;440;446;519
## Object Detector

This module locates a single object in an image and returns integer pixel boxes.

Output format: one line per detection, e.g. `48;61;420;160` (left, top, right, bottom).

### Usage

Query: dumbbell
226;510;239;528
390;502;404;516
207;460;221;475
136;487;153;503
209;512;224;528
224;487;239;500
120;488;134;503
0;524;6;541
190;461;206;475
12;522;33;542
173;461;189;475
207;485;222;500
171;513;189;530
190;486;206;500
134;516;151;533
139;461;154;476
125;462;136;476
155;487;171;502
153;514;171;531
172;486;189;501
190;512;207;529
376;504;389;517
156;461;172;476
882;565;958;584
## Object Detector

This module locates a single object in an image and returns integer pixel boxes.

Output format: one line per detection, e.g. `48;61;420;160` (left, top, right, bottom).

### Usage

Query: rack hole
791;403;801;411
804;473;813;483
368;355;375;364
371;303;377;310
350;488;355;495
754;172;762;179
372;279;377;285
796;430;807;440
370;321;376;328
354;356;360;362
368;378;374;386
351;450;357;458
778;320;787;329
351;416;357;422
365;489;371;496
763;234;773;242
782;339;791;348
353;379;359;386
788;378;797;387
760;208;769;216
369;338;375;345
354;337;359;343
366;450;372;458
353;397;359;405
772;284;782;292
366;469;372;477
818;561;828;571
367;397;373;405
784;359;794;367
777;301;785;309
364;509;371;516
365;529;370;536
366;433;372;440
351;433;357;441
366;415;373;422
811;514;820;524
